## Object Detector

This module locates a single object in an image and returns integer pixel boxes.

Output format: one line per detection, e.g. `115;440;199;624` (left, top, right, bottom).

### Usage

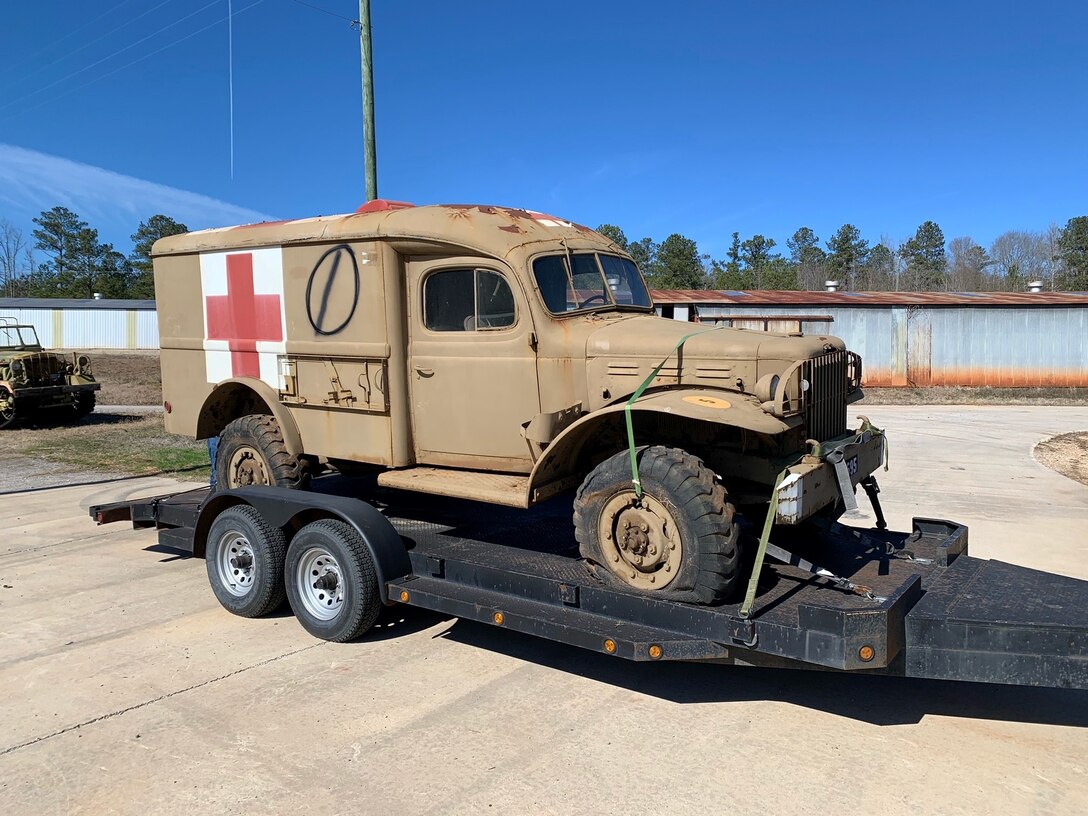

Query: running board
377;468;529;508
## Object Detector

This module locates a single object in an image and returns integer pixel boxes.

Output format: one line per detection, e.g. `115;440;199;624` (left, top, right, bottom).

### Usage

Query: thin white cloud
0;143;276;242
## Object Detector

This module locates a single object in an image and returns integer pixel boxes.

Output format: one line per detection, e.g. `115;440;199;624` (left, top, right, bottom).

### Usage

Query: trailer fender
528;388;791;500
193;486;411;603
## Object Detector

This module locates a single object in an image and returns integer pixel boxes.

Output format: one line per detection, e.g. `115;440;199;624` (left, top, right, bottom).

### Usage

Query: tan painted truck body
152;202;875;520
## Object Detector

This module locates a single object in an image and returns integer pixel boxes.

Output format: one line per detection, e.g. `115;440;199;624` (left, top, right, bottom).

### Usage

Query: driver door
406;258;540;471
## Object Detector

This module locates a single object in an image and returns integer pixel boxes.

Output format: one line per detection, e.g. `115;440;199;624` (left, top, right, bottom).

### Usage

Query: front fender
527;388;790;502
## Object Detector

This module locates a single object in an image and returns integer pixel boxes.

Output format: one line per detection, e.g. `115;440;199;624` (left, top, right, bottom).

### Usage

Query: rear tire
285;519;381;642
0;393;15;429
573;445;741;604
215;414;311;490
205;505;288;617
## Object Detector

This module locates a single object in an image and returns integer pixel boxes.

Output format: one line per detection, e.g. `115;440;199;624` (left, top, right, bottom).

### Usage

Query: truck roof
152;202;615;259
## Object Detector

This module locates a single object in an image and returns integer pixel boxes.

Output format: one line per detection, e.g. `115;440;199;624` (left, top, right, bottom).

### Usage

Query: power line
5;1;266;121
9;0;138;69
287;0;357;23
0;0;221;113
5;0;177;91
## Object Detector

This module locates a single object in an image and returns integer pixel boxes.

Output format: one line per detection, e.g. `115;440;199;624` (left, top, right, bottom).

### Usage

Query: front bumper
774;428;886;524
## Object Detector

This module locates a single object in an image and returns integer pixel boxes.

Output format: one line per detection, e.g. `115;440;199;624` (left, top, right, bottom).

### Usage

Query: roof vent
1028;280;1044;293
355;199;415;214
824;280;840;292
93;292;103;300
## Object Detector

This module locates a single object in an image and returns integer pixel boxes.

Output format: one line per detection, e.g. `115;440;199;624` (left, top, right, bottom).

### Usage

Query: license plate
846;455;859;477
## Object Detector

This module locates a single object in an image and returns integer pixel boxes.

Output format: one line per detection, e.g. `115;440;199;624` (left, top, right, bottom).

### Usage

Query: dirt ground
0;412;209;488
1035;431;1088;486
65;350;162;406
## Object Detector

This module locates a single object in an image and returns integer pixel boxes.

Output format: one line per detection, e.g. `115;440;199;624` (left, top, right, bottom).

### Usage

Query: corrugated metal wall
691;305;1088;387
5;300;1087;385
0;306;159;350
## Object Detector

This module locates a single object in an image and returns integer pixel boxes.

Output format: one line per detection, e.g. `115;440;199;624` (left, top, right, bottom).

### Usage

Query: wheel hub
296;547;345;621
228;445;269;487
214;531;256;597
598;493;682;590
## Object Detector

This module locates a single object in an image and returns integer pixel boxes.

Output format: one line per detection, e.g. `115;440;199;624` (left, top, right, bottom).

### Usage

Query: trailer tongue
90;482;1088;690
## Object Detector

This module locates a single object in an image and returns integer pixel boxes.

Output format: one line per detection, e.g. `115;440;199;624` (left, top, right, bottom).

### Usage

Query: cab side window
424;269;515;331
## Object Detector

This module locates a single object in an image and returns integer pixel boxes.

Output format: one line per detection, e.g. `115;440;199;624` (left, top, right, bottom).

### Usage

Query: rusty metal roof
650;289;1088;306
153;203;612;258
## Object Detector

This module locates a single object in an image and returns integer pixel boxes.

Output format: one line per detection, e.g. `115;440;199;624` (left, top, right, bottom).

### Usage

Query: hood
585;314;844;362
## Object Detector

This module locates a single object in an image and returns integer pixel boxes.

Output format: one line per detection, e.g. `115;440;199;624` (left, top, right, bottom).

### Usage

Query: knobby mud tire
215;414;311;490
573;445;741;604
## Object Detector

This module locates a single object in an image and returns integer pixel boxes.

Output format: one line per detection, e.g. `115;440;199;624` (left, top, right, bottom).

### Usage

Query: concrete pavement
1;406;1086;815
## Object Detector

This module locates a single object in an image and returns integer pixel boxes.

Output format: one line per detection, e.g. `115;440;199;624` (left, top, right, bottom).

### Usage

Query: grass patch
2;413;210;482
1034;431;1088;487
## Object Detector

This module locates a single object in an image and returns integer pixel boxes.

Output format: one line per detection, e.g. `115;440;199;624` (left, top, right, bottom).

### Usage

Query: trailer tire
205;505;288;617
285;519;381;642
574;445;740;604
216;414;311;490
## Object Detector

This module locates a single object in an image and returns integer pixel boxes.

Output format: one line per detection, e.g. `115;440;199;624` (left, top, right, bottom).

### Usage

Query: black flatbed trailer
90;478;1088;690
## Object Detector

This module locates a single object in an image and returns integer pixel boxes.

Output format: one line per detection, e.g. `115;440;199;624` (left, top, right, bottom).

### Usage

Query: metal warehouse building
652;290;1088;387
4;292;1088;387
0;298;158;350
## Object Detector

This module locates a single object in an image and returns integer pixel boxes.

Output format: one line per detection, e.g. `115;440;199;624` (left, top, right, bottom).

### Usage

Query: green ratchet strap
740;467;788;618
624;326;727;497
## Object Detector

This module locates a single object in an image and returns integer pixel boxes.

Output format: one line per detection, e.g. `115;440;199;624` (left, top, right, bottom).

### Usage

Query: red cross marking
205;253;283;378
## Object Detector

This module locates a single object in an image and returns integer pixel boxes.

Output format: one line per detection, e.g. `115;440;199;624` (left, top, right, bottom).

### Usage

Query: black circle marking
306;244;360;336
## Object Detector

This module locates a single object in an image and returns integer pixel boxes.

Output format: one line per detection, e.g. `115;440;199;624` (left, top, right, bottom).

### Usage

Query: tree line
596;217;1088;292
3;206;1087;298
0;207;187;299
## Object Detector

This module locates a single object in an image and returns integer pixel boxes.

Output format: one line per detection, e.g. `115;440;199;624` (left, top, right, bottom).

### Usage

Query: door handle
414;366;434;377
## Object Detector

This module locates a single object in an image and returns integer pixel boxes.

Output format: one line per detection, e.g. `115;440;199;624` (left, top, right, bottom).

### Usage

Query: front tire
573;445;741;604
205;505;288;617
72;391;96;419
215;414;311;490
285;519;381;642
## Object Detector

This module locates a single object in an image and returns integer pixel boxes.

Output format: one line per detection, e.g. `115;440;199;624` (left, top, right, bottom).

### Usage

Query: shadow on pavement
432;616;1088;728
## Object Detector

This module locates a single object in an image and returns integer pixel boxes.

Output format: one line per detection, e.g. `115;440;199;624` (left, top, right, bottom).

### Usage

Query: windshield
532;253;652;315
0;325;39;349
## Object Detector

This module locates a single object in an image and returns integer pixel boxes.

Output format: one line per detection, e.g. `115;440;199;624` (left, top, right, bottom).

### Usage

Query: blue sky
1;1;1086;258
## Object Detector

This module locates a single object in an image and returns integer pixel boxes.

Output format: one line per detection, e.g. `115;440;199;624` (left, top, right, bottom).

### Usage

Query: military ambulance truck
152;201;885;607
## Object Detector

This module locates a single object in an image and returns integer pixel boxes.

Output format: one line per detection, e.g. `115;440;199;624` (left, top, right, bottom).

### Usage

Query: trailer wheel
205;505;288;617
285;519;381;642
216;414;311;490
573;445;740;604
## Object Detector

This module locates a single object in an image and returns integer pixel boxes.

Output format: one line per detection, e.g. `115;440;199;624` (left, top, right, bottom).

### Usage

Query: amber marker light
603;639;617;653
859;645;875;662
492;611;505;625
648;645;663;660
398;590;409;603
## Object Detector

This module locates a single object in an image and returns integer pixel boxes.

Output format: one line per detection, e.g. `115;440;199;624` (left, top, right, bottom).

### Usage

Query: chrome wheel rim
296;547;345;621
214;530;255;597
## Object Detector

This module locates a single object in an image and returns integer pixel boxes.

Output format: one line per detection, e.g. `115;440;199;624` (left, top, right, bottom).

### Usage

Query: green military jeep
0;318;101;429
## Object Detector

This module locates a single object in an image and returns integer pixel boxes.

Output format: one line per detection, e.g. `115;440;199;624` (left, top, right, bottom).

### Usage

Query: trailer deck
91;478;1088;689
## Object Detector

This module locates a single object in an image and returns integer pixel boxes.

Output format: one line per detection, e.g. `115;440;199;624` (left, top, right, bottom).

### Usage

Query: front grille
21;353;66;388
800;351;849;440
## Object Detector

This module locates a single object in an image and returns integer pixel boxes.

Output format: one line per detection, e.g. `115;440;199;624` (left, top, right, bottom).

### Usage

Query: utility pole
358;1;377;201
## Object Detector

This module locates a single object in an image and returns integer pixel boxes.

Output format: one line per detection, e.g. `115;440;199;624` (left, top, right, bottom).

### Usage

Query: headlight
754;373;780;403
800;378;810;392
